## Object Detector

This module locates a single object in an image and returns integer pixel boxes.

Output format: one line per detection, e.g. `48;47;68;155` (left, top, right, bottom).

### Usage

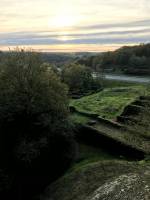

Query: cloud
0;18;150;47
76;19;150;31
0;0;150;51
1;27;150;41
0;32;149;46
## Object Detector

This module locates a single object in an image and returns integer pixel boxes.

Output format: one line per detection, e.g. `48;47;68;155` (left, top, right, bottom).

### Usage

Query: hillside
78;43;150;75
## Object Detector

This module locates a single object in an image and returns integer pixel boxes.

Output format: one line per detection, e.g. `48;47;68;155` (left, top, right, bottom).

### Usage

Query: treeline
41;53;76;66
78;43;150;75
0;51;77;66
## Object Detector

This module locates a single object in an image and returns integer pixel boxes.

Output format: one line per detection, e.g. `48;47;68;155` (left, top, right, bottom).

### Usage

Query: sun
49;14;78;28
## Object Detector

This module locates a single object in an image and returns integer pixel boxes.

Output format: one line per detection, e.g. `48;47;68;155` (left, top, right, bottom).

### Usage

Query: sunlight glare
49;14;78;28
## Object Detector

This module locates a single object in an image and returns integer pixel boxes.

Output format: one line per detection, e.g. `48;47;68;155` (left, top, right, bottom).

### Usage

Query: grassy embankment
69;80;150;165
70;80;149;123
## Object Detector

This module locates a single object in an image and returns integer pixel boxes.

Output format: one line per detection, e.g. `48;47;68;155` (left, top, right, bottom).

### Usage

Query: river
104;74;150;83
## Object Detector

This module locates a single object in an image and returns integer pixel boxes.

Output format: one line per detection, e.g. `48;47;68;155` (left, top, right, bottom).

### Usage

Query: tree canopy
0;50;69;132
78;43;150;75
0;50;76;199
62;63;102;95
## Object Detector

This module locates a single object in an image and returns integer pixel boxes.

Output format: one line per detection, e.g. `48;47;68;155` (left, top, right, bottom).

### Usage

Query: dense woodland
78;43;150;75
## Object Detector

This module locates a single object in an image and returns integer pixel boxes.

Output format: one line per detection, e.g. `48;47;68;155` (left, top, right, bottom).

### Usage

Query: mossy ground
69;113;91;124
70;85;149;120
70;80;150;155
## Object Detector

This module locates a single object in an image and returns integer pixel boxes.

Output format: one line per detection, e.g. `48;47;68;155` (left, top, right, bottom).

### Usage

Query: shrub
0;50;68;130
0;49;76;199
62;63;102;94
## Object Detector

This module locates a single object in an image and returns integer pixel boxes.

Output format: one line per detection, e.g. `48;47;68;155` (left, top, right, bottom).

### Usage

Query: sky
0;0;150;52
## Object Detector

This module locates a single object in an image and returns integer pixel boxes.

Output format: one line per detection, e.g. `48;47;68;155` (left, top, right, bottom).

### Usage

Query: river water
104;74;150;83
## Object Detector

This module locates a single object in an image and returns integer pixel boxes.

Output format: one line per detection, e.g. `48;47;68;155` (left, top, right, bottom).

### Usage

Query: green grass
102;79;140;88
69;113;90;124
70;85;149;120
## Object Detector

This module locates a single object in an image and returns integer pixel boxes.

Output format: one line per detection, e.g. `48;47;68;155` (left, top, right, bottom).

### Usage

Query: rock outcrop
88;172;150;200
41;161;150;200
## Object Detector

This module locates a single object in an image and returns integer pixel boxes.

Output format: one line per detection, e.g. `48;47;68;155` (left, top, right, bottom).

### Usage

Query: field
70;84;149;120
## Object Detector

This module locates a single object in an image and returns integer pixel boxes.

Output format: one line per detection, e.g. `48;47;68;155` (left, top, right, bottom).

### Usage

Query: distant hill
78;43;150;75
0;51;98;67
0;51;77;67
41;53;76;66
41;52;99;67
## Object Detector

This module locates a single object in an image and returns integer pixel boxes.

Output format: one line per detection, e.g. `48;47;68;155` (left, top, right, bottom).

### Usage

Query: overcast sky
0;0;150;52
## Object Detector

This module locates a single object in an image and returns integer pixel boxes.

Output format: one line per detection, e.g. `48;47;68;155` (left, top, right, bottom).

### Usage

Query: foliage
0;49;76;199
0;50;69;135
62;63;102;94
41;52;76;67
78;43;150;75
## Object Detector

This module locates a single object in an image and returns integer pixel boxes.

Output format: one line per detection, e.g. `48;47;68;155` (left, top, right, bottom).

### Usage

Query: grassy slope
70;84;148;120
69;112;91;124
70;81;150;154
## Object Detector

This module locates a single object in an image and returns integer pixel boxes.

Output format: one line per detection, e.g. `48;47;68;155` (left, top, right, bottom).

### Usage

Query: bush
0;49;76;199
0;50;68;130
62;63;102;95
